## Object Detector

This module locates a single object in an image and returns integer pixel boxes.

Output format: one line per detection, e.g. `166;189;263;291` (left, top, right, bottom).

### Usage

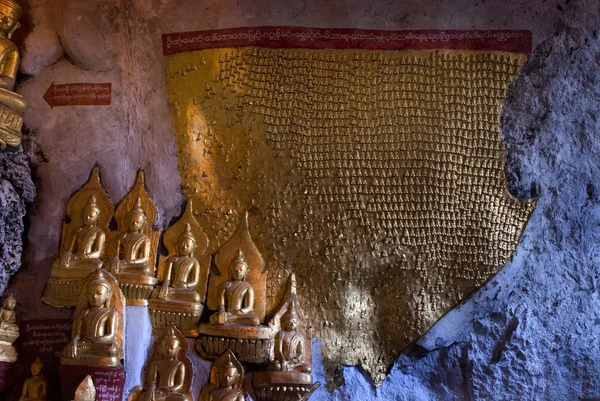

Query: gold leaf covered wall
165;40;534;385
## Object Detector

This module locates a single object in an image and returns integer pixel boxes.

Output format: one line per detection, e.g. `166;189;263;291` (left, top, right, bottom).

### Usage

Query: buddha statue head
218;354;239;388
0;0;21;39
3;294;15;310
127;197;147;232
82;195;101;226
30;357;43;376
86;269;112;308
282;304;299;332
177;224;197;257
160;326;180;359
228;249;248;281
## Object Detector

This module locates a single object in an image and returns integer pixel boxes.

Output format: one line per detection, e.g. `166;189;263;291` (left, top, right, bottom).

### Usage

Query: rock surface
314;1;600;400
3;0;598;399
0;150;35;295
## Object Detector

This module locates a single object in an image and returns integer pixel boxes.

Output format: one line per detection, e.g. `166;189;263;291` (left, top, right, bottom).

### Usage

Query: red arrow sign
43;82;112;109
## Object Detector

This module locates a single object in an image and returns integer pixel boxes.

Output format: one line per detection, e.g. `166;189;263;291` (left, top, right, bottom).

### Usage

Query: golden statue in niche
0;294;18;362
253;274;319;401
209;249;260;326
43;167;114;308
61;268;124;367
128;324;192;401
19;358;48;401
0;0;27;150
199;350;245;401
196;210;271;363
109;171;159;305
148;200;210;336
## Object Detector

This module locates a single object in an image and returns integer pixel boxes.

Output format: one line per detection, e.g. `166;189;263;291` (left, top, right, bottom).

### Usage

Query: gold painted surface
0;0;27;150
42;167;114;308
130;324;192;401
20;358;48;401
148;200;210;336
165;47;535;385
62;269;124;367
109;171;160;305
0;294;19;362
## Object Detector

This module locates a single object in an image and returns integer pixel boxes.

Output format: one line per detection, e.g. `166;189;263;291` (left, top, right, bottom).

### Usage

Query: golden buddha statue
62;269;123;367
19;358;48;401
209;250;259;326
199;350;245;401
252;274;319;401
43;167;114;308
148;200;210;336
197;210;270;363
0;294;18;362
0;0;27;150
57;195;106;271
109;170;159;305
111;197;152;275
131;325;191;401
270;305;311;373
151;224;201;304
0;294;17;333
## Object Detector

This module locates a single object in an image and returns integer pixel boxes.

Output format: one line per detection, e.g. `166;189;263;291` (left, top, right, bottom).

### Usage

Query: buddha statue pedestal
195;323;272;364
148;299;204;337
252;371;320;401
59;364;125;401
0;102;23;149
114;273;158;306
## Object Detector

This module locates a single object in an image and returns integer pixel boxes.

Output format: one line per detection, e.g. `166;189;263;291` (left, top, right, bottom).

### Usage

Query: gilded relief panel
165;41;534;384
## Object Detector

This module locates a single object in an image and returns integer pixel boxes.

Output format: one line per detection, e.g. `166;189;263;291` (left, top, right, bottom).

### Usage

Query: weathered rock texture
315;1;600;400
0;150;34;294
3;0;597;399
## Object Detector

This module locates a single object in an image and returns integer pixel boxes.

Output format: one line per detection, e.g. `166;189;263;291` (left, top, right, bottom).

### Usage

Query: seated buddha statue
19;358;48;401
111;197;152;275
269;306;311;373
199;352;245;401
137;327;191;401
209;250;260;326
55;195;106;271
0;0;27;149
150;224;201;304
62;269;119;366
0;294;18;336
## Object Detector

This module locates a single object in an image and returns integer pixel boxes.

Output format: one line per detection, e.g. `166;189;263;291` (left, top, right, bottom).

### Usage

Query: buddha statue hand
61;251;73;268
147;382;157;401
158;282;170;300
109;256;120;274
69;336;79;358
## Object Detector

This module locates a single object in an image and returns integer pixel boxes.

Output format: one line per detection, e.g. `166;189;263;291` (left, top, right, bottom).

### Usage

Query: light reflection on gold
165;47;534;385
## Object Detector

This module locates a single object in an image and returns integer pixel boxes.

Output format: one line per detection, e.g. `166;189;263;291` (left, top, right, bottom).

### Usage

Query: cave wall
1;0;598;400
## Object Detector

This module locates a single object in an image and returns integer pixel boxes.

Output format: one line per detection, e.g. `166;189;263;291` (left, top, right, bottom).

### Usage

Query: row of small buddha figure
47;266;315;401
43;168;207;313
